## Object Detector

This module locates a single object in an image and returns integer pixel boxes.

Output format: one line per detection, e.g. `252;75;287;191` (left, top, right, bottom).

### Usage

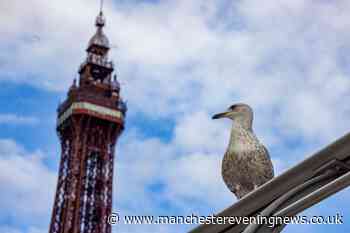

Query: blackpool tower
49;10;126;233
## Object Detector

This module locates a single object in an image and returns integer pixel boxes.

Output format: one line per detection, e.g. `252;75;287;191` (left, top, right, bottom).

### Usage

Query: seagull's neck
229;123;259;152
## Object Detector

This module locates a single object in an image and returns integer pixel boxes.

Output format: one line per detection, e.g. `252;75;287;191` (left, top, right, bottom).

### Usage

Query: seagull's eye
229;105;237;111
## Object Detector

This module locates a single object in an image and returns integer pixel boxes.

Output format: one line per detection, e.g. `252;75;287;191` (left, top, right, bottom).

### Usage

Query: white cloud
0;139;56;228
164;152;232;208
0;114;38;125
174;111;229;153
114;124;233;233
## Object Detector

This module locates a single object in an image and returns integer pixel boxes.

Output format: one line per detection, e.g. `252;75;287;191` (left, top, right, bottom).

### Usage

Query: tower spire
100;0;104;13
80;4;113;81
87;2;109;52
95;9;105;28
96;0;105;27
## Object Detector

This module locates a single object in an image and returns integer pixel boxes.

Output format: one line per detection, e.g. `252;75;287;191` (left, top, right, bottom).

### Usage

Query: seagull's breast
222;127;267;185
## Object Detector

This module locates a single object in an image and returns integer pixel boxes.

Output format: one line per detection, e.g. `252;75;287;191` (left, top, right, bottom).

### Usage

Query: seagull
212;103;274;199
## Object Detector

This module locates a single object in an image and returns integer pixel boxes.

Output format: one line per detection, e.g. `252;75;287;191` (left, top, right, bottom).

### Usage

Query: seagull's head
212;103;253;128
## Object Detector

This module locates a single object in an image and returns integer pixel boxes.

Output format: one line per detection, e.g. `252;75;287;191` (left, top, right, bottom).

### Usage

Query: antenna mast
100;0;104;13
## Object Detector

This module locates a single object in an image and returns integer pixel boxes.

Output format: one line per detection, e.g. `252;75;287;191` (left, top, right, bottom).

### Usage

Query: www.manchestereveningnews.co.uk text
107;213;343;227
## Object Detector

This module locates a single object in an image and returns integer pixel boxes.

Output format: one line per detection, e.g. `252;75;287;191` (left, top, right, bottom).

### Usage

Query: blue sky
1;0;350;232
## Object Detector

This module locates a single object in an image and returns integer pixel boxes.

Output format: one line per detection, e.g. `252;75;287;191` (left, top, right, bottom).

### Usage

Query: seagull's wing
221;151;237;194
244;144;275;186
261;144;275;179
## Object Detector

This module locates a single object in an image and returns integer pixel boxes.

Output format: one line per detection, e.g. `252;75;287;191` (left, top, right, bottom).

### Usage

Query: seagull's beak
212;111;231;119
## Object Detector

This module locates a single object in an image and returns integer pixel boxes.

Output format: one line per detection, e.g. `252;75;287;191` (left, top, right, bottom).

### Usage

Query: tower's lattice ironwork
49;11;126;233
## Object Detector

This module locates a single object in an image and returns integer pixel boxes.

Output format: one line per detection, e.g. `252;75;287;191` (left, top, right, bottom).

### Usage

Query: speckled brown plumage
213;103;274;199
